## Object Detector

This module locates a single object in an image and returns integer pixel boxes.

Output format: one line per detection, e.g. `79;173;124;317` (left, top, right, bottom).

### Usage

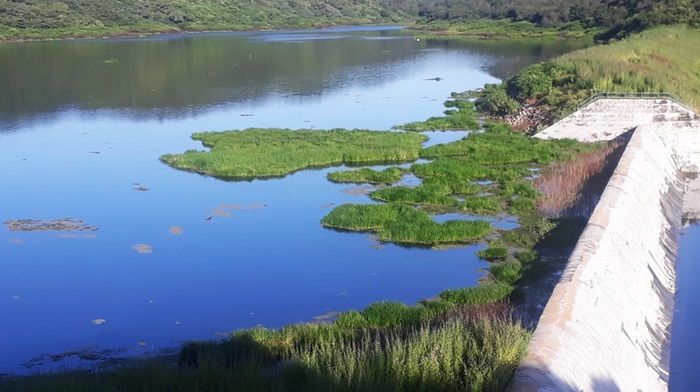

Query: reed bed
535;138;627;217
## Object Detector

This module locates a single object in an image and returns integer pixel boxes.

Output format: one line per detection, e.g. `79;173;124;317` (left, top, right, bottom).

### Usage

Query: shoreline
0;20;599;44
0;22;409;44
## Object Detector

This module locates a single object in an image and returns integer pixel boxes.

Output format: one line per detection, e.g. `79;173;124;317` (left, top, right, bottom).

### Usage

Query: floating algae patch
131;244;153;254
3;219;98;232
169;226;184;235
207;203;268;220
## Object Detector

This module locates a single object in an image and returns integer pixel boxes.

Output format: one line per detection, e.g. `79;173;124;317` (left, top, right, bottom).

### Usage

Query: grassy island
322;203;492;246
161;129;425;179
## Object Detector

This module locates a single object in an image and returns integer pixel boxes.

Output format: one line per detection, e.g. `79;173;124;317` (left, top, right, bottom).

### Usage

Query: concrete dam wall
511;96;700;390
510;123;688;391
534;98;700;172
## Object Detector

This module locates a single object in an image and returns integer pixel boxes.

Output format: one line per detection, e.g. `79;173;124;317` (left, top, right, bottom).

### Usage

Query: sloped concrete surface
535;98;700;172
509;127;683;392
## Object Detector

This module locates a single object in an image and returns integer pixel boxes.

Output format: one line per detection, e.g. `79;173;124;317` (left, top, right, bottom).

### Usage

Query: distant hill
414;0;700;39
0;0;697;40
0;0;413;40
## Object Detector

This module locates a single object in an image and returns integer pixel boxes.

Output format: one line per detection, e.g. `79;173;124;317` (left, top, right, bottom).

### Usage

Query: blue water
670;223;700;391
0;26;585;373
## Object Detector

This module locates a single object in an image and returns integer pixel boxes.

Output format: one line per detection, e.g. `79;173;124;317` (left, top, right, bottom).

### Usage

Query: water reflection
0;28;588;129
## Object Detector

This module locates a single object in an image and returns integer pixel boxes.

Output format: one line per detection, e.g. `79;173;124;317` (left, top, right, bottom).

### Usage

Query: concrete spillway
509;97;700;392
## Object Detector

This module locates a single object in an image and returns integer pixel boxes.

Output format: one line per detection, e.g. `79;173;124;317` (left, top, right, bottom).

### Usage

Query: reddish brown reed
535;139;627;218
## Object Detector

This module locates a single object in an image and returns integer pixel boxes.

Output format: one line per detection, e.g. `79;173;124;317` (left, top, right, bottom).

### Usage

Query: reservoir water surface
0;26;587;373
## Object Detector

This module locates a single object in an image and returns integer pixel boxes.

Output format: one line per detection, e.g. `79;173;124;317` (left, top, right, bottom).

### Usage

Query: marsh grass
2;304;529;392
327;167;405;185
420;123;592;163
477;243;509;262
514;250;539;264
395;100;479;132
370;184;458;207
459;196;502;215
161;129;426;180
438;283;514;306
321;203;491;246
489;261;523;285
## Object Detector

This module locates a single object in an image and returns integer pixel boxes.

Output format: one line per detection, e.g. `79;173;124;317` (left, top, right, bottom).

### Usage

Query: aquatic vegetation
161;129;425;180
3;218;98;232
489;261;523;285
169;226;184;235
131;244;153;254
0;305;528;392
478;243;509;262
370;184;458;207
459;196;502;215
321;203;491;246
395;100;479;132
327;167;405;185
514;250;538;264
420;123;592;163
438;283;514;306
360;301;425;327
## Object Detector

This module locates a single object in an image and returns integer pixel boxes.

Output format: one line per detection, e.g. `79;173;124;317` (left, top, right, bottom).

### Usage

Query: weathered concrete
534;98;700;172
509;126;684;392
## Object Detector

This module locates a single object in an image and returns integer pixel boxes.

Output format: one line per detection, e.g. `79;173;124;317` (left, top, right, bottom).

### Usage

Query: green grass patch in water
438;283;514;306
161;128;426;180
477;243;509;262
327;167;405;185
394;100;479;132
321;203;491;246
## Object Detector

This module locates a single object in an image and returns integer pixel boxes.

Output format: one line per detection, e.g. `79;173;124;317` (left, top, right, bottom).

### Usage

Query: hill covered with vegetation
0;0;698;40
0;0;412;40
414;0;700;39
473;25;700;130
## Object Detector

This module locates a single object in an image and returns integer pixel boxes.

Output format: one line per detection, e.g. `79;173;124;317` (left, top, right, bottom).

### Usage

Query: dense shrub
475;84;521;116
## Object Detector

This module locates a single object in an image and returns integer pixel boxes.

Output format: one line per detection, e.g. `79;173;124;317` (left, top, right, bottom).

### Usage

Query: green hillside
1;0;698;41
0;0;411;40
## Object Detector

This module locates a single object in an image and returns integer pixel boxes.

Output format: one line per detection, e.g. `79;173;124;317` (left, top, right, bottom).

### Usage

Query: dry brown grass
535;138;627;218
